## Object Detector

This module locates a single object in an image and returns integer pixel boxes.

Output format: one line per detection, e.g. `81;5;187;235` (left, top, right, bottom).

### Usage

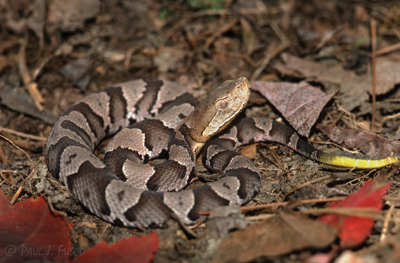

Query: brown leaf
212;212;337;262
212;54;249;80
0;88;58;124
251;81;336;137
238;144;258;160
355;232;400;262
317;124;400;159
27;0;46;48
154;47;186;73
277;53;400;111
240;18;257;55
5;0;45;46
46;0;100;33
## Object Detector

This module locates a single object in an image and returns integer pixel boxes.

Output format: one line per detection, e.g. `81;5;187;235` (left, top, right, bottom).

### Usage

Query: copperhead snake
46;77;399;227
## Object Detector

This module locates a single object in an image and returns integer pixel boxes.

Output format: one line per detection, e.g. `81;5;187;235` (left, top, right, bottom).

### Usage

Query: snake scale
46;77;399;227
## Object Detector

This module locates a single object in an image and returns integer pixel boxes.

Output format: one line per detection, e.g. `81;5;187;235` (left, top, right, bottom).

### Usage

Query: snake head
185;77;250;144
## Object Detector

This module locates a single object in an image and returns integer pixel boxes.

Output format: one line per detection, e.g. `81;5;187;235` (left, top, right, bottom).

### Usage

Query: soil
1;0;400;262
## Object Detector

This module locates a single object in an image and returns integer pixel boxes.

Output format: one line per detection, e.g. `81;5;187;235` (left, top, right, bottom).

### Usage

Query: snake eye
216;99;229;110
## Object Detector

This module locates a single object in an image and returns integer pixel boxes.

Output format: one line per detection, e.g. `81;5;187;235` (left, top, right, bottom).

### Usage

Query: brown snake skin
46;77;345;227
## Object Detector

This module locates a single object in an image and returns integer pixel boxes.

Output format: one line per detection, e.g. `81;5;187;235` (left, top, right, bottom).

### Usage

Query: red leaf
319;180;391;248
72;232;159;263
0;190;72;263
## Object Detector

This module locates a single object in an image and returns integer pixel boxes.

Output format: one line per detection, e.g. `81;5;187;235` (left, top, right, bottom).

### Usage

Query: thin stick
314;23;348;51
301;207;380;218
198;197;347;215
251;40;291;80
0;134;31;161
0;126;47;141
0;142;8;164
199;195;400;216
0;171;18;188
375;42;400;57
203;18;238;49
47;198;68;220
10;166;37;204
18;38;44;111
282;175;332;201
10;185;24;205
156;9;268;56
172;213;198;238
380;204;395;241
382;112;400;124
370;19;377;131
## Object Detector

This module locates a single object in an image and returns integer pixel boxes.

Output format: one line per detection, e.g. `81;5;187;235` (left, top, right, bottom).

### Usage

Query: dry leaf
212;212;337;262
317;124;400;159
251;81;336;137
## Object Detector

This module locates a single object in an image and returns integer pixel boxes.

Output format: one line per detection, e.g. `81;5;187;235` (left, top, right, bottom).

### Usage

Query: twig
10;166;37;204
308;139;360;155
0;142;7;164
342;169;377;187
301;207;380;218
47;198;73;232
198;197;347;215
123;47;139;69
314;23;348;51
276;167;301;180
251;40;291;80
375;42;400;57
204;18;238;49
269;21;289;43
370;19;377;131
380;204;395;241
0;126;47;141
383;196;400;202
32;40;76;81
282;175;332;201
382;112;400;124
10;185;24;205
188;219;204;230
331;111;345;126
187;195;400;216
171;213;198;238
0;134;31;161
267;146;284;169
157;8;268;56
0;171;18;188
258;145;281;168
18;38;44;112
47;197;68;220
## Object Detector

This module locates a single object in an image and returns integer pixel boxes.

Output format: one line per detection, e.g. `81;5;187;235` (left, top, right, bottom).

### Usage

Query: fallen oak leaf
317;124;400;159
212;212;337;262
0;190;72;263
251;81;336;137
318;180;391;248
276;53;400;111
72;232;159;263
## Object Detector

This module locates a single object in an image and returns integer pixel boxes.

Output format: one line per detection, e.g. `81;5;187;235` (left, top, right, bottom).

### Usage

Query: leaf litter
1;1;400;262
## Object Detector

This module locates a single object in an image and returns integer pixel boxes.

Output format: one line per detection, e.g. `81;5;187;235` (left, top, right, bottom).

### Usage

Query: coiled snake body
46;77;398;227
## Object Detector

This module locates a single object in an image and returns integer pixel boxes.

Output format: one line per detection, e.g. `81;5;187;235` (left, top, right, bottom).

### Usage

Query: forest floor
1;0;400;262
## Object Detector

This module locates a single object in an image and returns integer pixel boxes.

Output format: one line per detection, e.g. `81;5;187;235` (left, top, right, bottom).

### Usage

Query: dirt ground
1;0;400;262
